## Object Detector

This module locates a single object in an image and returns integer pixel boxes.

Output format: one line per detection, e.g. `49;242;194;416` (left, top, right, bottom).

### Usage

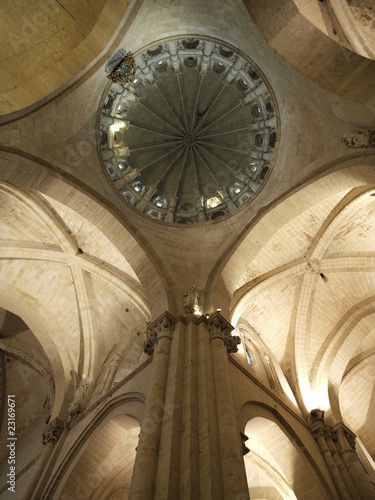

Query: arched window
246;348;252;365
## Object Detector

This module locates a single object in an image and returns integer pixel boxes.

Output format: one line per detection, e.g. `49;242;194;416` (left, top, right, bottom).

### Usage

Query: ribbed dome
97;38;279;224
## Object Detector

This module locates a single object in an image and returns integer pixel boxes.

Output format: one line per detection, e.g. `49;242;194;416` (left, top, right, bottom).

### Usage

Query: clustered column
308;409;375;500
208;315;248;498
129;311;249;499
129;313;174;499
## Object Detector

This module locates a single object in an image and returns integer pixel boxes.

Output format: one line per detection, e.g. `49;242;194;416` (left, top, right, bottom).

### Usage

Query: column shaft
198;321;223;500
129;318;173;500
129;312;247;499
315;429;350;499
335;426;375;500
179;319;200;499
325;429;358;499
210;336;249;499
155;320;185;498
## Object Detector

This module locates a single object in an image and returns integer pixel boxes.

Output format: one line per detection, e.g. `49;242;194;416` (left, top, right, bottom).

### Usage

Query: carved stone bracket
144;327;158;356
208;312;241;353
223;334;241;353
307;408;325;426
344;129;375;148
42;418;64;446
67;375;92;421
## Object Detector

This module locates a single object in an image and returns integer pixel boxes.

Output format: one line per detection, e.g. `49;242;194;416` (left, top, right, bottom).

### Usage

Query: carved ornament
42;417;64;445
344;130;375;148
144;327;158;356
307;408;325;426
106;50;136;84
208;313;241;353
67;375;91;421
144;313;175;356
183;286;201;315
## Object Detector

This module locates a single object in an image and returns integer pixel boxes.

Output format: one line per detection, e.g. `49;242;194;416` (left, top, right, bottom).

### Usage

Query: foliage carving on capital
345;430;356;451
144;313;175;356
333;424;357;453
42;418;64;446
312;426;324;441
208;313;241;353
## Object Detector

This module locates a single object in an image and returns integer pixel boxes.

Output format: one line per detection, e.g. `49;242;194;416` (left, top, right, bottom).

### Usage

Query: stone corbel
223;334;241;353
67;375;92;421
144;327;158;356
344;130;375;148
42;418;64;446
307;408;325;426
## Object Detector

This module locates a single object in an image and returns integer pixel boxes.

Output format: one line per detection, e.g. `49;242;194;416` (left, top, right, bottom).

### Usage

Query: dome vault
97;37;279;224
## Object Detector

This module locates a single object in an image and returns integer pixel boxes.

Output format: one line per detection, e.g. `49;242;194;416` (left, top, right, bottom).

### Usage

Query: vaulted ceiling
0;0;375;496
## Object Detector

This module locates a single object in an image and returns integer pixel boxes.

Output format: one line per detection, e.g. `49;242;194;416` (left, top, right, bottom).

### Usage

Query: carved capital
108;353;122;370
144;312;175;355
312;426;324;440
208;312;241;353
207;312;232;336
159;314;174;337
345;430;356;451
42;418;64;446
332;423;357;455
323;429;333;441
